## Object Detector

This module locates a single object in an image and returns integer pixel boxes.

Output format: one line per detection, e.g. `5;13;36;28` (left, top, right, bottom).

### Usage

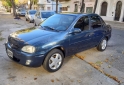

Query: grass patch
0;37;5;41
0;30;2;36
0;30;5;41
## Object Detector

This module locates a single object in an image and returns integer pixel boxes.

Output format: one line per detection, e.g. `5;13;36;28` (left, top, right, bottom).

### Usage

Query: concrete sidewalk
105;21;124;29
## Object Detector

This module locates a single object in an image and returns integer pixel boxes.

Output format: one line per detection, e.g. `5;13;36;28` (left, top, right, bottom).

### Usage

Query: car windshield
18;9;25;12
40;14;76;31
41;12;55;18
29;10;36;14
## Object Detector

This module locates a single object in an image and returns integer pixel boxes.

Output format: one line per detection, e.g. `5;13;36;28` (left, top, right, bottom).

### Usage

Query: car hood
29;15;35;18
42;18;46;21
10;27;59;45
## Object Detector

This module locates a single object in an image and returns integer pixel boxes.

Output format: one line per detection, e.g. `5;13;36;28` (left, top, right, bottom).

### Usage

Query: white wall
95;0;124;22
38;0;62;12
60;0;82;12
84;2;95;13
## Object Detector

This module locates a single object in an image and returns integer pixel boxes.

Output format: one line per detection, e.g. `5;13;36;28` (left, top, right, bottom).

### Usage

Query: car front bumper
5;43;45;67
18;13;25;16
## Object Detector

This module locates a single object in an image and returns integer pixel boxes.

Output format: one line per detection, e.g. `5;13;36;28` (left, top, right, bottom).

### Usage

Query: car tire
43;49;64;72
97;38;107;51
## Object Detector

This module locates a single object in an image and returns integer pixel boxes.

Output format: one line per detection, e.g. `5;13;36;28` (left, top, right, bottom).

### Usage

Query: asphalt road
0;11;124;85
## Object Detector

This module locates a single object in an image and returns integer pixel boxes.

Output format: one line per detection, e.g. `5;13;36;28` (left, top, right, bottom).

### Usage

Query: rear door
89;15;105;46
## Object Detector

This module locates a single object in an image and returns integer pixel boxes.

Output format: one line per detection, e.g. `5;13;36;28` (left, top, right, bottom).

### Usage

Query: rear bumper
5;43;45;67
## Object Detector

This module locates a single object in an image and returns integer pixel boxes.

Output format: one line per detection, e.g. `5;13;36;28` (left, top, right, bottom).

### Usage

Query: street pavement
0;11;124;85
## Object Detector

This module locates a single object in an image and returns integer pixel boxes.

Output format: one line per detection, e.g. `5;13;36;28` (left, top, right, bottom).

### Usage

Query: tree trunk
80;0;85;13
10;0;16;16
56;0;58;13
93;0;98;13
30;0;32;9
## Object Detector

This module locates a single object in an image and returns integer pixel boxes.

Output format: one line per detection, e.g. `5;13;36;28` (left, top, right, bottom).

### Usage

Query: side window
37;12;40;18
27;11;29;15
100;18;106;26
74;16;89;31
90;16;102;29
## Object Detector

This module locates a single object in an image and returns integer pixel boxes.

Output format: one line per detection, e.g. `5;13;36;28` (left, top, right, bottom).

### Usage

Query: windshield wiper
43;26;59;32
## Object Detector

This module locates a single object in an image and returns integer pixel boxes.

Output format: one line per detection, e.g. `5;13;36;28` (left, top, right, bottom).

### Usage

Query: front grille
8;36;24;50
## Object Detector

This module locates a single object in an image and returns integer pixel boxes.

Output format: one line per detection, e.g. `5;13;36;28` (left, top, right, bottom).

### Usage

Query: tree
56;0;58;13
10;0;16;16
29;0;38;9
80;0;85;13
93;0;98;13
1;0;16;16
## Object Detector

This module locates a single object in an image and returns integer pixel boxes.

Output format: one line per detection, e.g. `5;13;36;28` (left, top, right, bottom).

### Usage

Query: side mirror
37;16;41;19
70;28;81;34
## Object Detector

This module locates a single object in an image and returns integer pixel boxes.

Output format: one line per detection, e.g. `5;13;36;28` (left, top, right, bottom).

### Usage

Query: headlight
21;45;36;53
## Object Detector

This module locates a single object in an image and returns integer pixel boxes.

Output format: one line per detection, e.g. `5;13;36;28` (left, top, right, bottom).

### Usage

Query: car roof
39;10;55;12
58;13;99;17
29;10;36;11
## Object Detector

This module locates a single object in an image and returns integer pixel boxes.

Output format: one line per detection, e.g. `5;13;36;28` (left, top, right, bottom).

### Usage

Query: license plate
7;49;13;58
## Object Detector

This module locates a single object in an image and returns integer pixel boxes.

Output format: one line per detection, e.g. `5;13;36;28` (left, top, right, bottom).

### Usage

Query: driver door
68;16;94;55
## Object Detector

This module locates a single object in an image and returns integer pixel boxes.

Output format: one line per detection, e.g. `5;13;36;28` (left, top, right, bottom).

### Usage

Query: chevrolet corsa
5;14;112;72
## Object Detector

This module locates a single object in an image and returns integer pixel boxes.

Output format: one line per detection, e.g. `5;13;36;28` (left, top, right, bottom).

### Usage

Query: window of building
47;7;51;10
61;7;68;11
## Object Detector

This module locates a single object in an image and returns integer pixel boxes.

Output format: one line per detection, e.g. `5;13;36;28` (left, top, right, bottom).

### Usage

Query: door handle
88;33;94;36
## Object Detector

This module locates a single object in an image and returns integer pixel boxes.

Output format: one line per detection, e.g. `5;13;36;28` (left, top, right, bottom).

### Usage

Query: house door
100;2;108;16
114;1;122;21
74;4;78;12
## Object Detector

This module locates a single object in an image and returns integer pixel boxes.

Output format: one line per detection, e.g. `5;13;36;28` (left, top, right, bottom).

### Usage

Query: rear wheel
97;38;107;51
43;49;64;72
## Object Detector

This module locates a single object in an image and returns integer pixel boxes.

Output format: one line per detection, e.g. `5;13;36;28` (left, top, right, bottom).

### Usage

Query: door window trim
72;15;90;32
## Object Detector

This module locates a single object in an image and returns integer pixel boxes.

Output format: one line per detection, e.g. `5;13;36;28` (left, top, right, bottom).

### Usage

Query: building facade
60;0;81;12
95;0;124;22
84;0;95;13
37;0;62;12
60;0;95;13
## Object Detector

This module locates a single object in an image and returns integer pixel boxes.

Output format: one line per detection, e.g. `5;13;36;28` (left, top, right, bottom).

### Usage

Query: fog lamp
26;60;31;65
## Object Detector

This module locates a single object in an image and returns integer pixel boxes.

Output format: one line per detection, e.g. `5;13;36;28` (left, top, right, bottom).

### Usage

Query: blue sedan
5;13;112;72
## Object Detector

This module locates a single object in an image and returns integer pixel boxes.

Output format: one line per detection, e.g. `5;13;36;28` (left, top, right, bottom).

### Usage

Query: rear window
29;10;36;14
41;12;55;18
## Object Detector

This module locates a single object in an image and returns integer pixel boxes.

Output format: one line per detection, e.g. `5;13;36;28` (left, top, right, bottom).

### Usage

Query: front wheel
97;38;107;51
43;49;64;72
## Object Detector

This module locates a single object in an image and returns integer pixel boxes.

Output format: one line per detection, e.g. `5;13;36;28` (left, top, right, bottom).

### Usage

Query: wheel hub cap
49;53;62;70
101;40;107;50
